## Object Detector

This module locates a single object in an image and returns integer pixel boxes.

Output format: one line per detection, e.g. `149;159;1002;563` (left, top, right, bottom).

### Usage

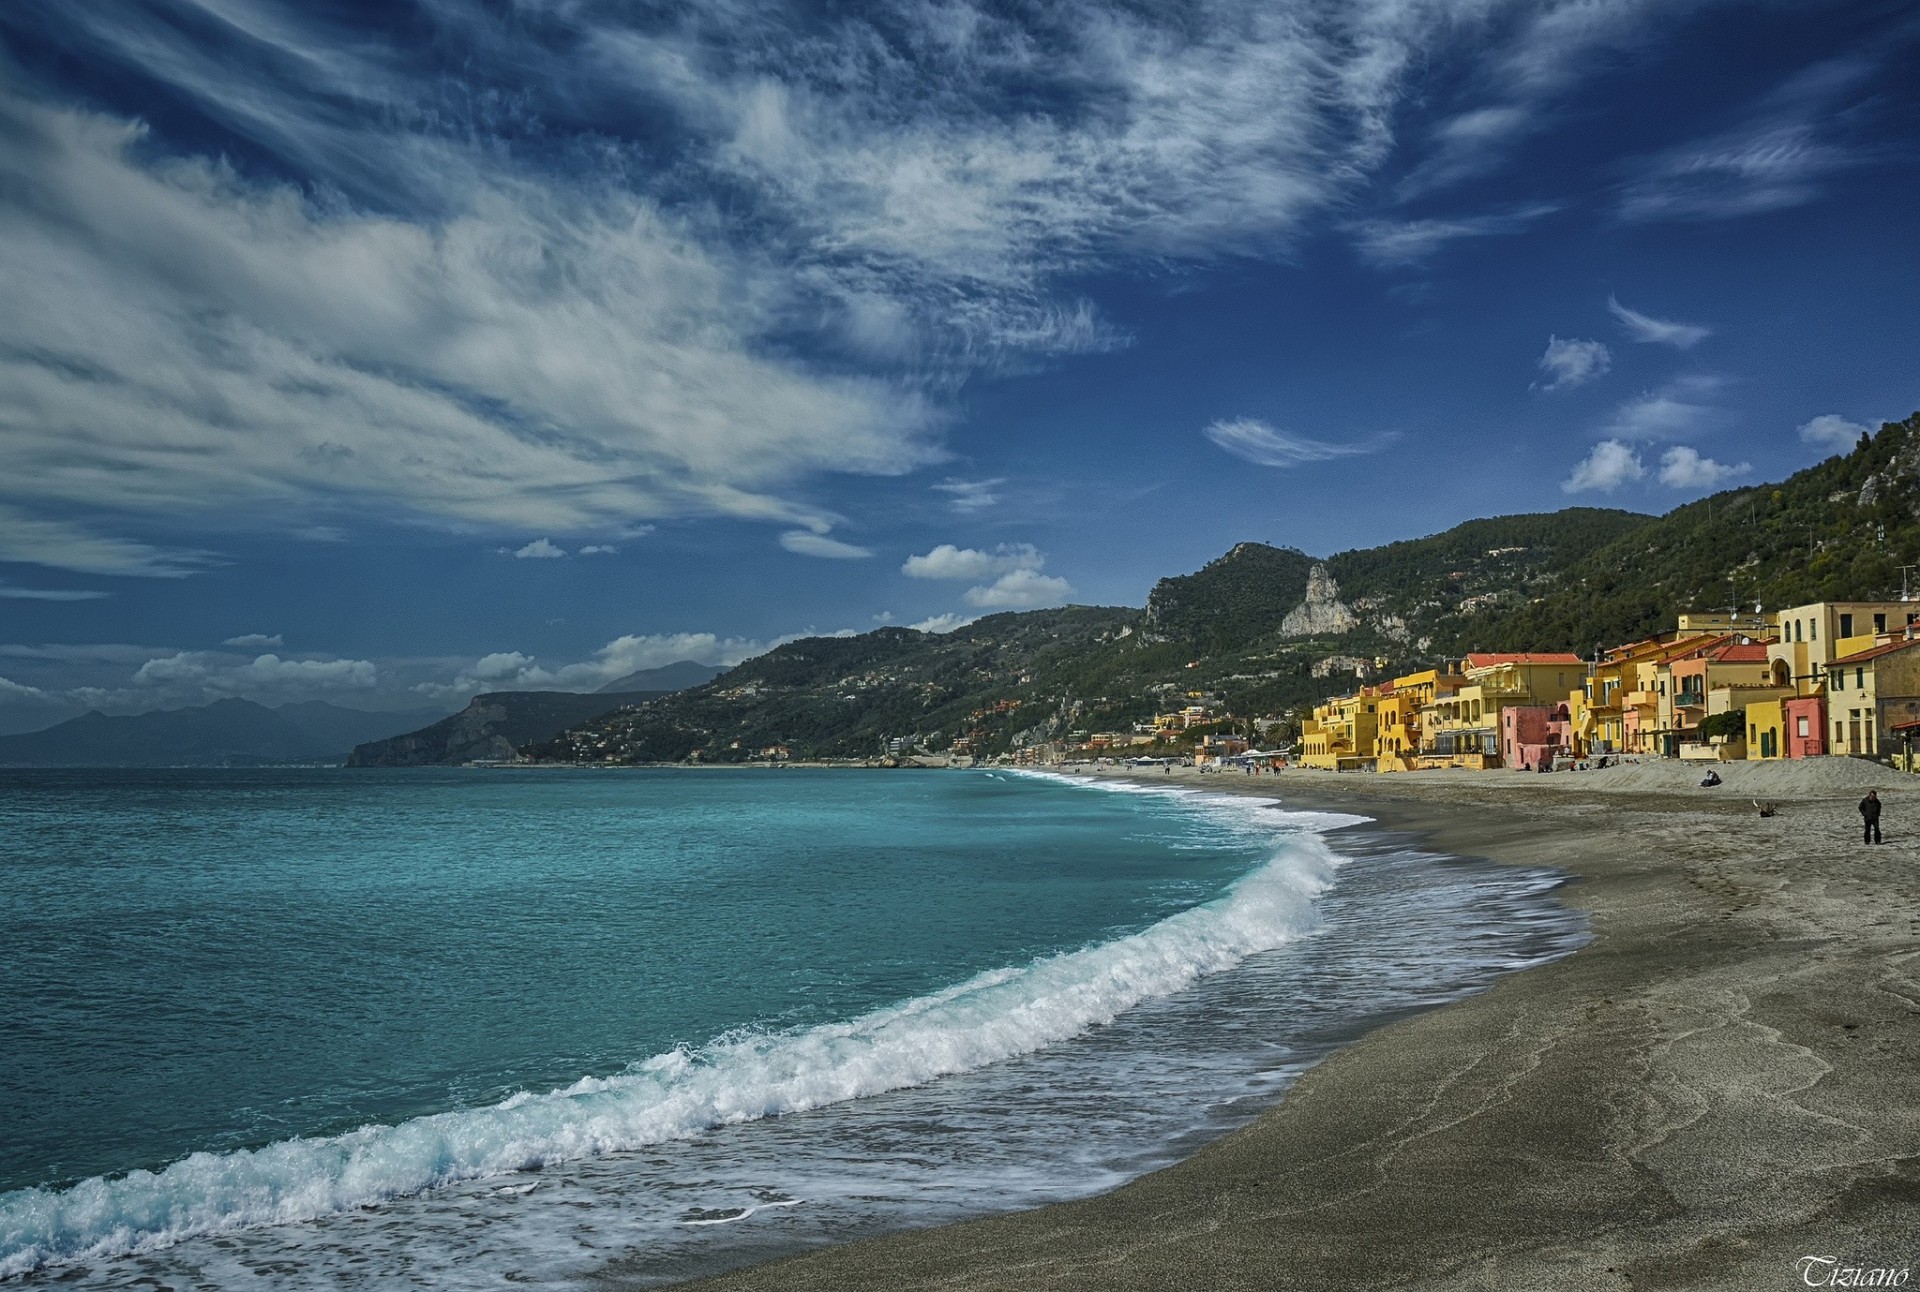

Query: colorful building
1824;638;1920;757
1767;601;1920;694
1298;688;1382;770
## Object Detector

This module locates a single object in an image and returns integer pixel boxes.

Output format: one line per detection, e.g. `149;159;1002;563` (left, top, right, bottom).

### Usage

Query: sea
0;767;1586;1288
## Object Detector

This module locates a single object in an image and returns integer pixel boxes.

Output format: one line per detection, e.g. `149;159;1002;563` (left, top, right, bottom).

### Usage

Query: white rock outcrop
1280;563;1360;637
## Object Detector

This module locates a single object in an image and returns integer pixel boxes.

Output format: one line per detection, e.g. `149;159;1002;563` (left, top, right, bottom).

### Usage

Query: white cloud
470;651;536;681
223;633;284;648
1202;418;1385;469
1562;440;1646;493
1607;296;1711;348
1603;375;1730;440
1657;446;1748;489
0;90;936;551
903;541;1069;611
512;539;567;560
0;675;52;703
130;650;378;698
902;543;1044;581
576;545;618;556
1352;203;1557;267
931;478;1005;514
908;613;973;634
963;569;1074;609
1;1;1782;564
1798;414;1872;451
779;530;873;559
1535;336;1611;391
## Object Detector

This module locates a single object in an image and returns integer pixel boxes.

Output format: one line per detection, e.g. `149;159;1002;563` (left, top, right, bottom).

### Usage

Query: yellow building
1298;688;1382;770
1767;601;1920;695
1745;697;1786;760
1373;668;1464;771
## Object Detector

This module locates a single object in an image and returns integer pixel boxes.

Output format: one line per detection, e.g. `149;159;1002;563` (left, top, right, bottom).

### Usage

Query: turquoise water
0;768;1584;1287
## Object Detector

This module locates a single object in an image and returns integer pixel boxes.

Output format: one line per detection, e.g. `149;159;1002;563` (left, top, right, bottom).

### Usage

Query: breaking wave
0;813;1341;1277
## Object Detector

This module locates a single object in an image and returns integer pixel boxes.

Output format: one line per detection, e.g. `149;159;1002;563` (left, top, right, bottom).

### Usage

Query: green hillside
1469;411;1920;651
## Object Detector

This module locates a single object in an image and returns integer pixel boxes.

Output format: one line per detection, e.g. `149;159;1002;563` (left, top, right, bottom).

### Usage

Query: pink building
1500;704;1561;771
1782;694;1826;759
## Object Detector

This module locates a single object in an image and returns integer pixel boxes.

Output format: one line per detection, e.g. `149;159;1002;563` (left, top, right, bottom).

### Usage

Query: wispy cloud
932;478;1006;515
222;633;284;649
511;539;568;560
1798;414;1873;451
0;504;212;578
1604;375;1730;440
1657;446;1748;489
1616;56;1880;224
0;585;111;601
1202;418;1387;468
1562;440;1645;493
1607;297;1712;349
1353;203;1557;267
778;531;873;560
1535;336;1611;391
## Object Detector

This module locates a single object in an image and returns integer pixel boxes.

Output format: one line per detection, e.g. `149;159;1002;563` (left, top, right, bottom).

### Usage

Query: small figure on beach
1755;800;1777;818
1860;790;1883;844
1699;770;1722;787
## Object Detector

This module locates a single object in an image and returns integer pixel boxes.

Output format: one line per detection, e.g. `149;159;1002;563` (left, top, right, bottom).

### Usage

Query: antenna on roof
1901;564;1918;602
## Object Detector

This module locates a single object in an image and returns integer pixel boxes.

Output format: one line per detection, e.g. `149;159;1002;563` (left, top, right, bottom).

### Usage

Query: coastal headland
666;761;1920;1291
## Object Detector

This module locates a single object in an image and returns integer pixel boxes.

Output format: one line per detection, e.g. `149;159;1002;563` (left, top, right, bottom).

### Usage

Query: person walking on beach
1860;790;1883;844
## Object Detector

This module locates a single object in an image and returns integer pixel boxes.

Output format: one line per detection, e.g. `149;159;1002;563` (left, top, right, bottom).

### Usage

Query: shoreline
663;762;1920;1290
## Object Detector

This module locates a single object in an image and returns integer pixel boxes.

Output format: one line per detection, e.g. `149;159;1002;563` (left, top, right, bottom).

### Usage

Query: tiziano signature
1797;1256;1912;1287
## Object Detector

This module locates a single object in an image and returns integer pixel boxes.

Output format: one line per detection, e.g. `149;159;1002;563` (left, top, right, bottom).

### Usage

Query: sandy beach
671;759;1920;1291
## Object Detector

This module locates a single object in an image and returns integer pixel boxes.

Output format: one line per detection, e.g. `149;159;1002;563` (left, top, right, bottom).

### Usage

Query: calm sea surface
0;767;1585;1287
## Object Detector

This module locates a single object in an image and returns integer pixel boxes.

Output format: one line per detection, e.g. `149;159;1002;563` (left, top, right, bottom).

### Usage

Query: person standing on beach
1860;791;1883;844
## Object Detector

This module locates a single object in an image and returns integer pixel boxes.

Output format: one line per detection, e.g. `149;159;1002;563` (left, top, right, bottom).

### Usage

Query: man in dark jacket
1861;791;1883;844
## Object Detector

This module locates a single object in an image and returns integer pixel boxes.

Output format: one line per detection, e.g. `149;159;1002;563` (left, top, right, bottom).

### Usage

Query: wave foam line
0;835;1336;1277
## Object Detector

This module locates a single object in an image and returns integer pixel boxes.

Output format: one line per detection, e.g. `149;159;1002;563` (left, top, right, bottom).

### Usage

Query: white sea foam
0;811;1339;1277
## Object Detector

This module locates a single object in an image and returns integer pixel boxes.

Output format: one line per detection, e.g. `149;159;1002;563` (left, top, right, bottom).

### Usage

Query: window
1841;613;1854;637
1857;667;1866;690
1875;614;1888;633
1794;620;1803;643
1797;716;1809;738
1810;619;1817;640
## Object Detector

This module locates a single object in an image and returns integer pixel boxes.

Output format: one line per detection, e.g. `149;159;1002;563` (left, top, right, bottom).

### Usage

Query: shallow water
0;767;1586;1287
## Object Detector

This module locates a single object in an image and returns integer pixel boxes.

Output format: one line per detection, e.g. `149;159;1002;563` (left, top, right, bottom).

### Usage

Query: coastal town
1050;598;1920;774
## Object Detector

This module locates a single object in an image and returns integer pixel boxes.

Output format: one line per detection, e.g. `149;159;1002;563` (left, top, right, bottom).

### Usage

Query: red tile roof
1708;642;1771;662
1463;652;1585;668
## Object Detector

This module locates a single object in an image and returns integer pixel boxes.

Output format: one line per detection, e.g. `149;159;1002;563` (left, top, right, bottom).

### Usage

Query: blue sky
1;0;1916;728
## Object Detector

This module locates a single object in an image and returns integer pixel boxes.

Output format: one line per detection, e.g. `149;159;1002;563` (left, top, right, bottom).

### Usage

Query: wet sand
676;763;1920;1290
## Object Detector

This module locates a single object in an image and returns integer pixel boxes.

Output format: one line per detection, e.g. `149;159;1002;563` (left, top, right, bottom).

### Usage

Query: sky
1;0;1917;729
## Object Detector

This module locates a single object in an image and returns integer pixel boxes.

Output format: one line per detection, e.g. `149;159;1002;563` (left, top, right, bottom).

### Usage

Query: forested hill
1467;410;1920;651
532;411;1920;762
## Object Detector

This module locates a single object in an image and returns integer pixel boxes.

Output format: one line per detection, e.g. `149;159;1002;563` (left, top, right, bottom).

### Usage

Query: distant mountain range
531;411;1920;763
0;699;449;767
